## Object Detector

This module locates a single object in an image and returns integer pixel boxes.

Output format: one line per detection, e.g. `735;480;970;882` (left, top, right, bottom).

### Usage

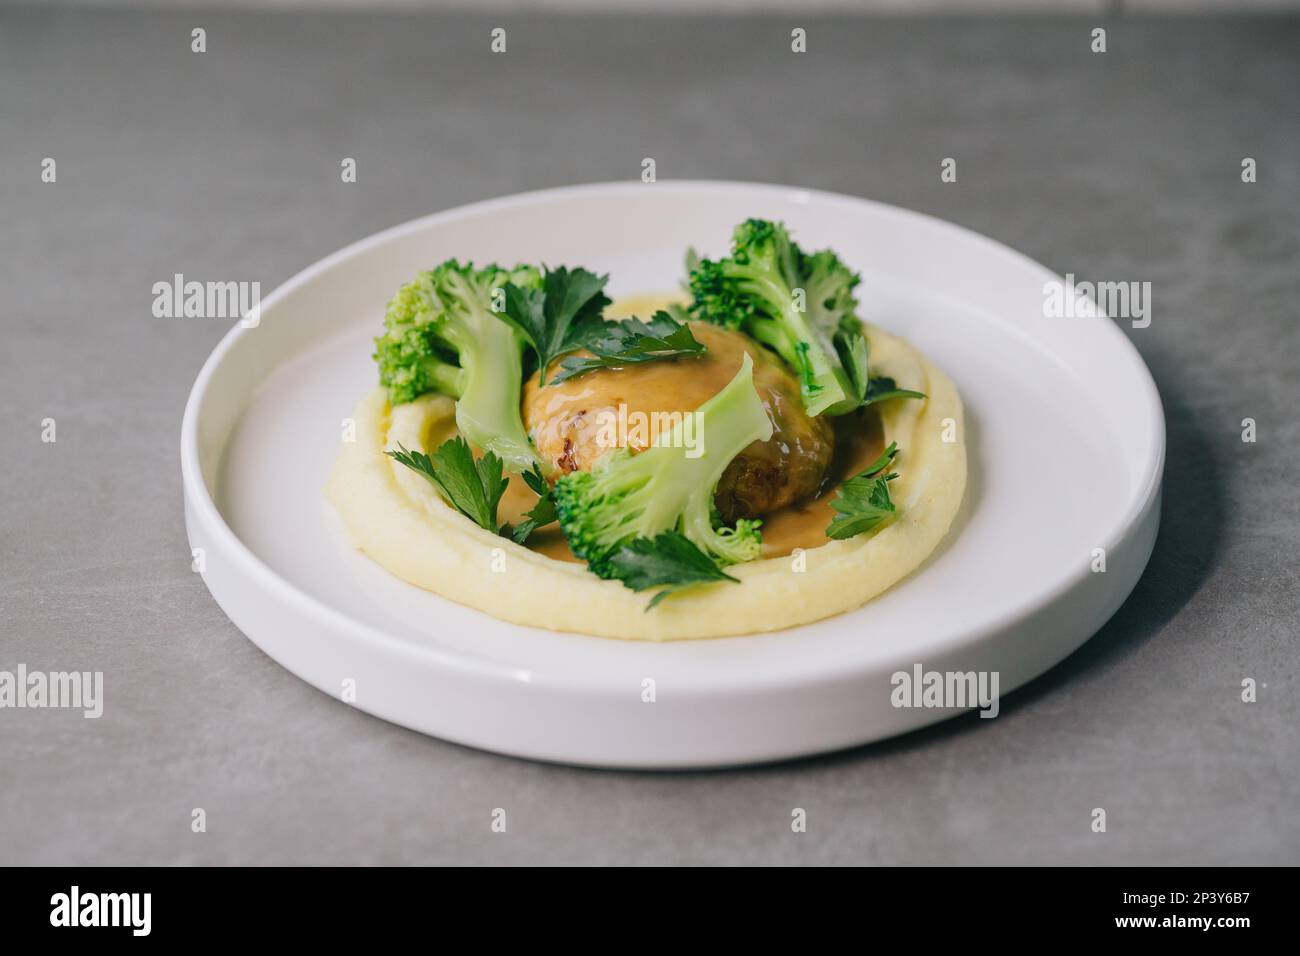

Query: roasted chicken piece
522;322;833;521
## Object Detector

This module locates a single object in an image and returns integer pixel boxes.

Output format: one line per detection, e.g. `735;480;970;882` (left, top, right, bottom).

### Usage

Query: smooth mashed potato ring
326;321;966;640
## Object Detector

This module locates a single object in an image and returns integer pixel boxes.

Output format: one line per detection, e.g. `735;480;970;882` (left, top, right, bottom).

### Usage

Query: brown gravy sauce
755;406;884;558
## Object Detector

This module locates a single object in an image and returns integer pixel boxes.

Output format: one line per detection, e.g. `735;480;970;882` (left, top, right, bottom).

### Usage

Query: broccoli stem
747;318;789;360
451;302;540;474
780;308;852;416
722;266;852;415
423;358;466;399
641;352;772;528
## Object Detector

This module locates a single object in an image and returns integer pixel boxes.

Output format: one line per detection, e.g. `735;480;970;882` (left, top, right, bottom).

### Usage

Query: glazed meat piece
522;322;833;520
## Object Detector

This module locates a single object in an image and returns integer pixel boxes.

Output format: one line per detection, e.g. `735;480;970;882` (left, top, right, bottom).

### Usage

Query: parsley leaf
388;438;508;534
602;531;739;610
500;266;611;384
509;464;558;544
862;377;926;407
825;441;901;540
836;328;926;409
549;311;706;385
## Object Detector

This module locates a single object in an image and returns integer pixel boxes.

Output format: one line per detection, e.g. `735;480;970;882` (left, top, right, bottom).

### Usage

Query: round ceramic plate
182;181;1163;768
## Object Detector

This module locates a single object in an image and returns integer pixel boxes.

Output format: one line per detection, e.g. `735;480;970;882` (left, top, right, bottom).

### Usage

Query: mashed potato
325;314;966;640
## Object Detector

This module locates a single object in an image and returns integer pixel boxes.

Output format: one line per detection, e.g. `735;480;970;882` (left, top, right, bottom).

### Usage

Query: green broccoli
373;260;543;472
553;354;773;576
689;218;864;416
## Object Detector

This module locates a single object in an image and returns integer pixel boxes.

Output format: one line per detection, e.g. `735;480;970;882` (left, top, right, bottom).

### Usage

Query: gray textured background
38;2;1300;15
1;8;1297;865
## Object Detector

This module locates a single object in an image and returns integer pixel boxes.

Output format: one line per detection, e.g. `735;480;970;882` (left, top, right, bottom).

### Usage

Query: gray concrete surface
1;8;1297;865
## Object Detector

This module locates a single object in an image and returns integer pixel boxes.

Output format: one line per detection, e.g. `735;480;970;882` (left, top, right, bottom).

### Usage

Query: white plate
182;181;1163;768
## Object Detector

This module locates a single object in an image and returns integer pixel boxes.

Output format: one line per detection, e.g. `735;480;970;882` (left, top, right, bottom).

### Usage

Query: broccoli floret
373;260;543;472
689;218;863;416
553;354;774;574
